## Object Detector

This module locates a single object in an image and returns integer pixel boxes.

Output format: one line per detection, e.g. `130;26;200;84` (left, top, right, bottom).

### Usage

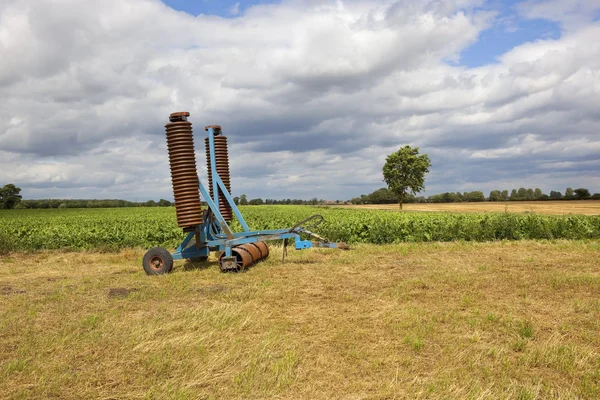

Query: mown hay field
335;200;600;215
1;241;599;399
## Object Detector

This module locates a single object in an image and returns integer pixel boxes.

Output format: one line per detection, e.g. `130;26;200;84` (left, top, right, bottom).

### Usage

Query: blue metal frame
170;126;341;262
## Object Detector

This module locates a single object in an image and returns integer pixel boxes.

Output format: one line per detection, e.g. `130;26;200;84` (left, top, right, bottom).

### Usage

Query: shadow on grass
182;260;214;272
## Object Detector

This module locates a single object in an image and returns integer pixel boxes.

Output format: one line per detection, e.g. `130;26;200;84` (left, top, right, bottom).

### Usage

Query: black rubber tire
187;256;208;262
142;247;174;275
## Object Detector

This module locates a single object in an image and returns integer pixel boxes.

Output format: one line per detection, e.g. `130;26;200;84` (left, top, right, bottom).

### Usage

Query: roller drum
240;244;261;263
166;119;203;228
250;242;269;259
232;247;253;271
205;135;233;221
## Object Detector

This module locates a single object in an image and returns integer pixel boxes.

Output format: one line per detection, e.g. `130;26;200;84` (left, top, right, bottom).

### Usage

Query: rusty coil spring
166;119;203;228
205;135;233;221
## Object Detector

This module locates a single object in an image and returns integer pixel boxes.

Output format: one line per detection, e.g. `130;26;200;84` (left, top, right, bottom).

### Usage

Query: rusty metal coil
205;135;233;221
240;243;261;263
166;118;203;228
250;242;269;259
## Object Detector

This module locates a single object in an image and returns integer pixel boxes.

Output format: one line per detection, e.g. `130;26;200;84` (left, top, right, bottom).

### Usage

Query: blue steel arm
216;175;250;232
199;181;234;239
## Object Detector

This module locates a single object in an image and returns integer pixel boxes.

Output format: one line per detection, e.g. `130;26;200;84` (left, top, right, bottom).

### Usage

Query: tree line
16;198;174;209
2;182;599;210
351;187;599;205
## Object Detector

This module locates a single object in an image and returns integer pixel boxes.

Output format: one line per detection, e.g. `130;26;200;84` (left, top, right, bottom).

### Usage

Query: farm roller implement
142;112;348;275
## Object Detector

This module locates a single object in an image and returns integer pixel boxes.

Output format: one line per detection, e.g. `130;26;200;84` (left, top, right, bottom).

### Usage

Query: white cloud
229;2;240;16
0;0;599;200
518;0;600;31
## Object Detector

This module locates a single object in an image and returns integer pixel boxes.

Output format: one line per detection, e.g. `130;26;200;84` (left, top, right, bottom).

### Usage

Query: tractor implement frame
143;120;348;275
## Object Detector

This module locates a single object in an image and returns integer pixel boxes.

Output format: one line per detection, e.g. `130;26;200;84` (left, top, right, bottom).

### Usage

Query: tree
525;188;535;200
0;184;22;209
248;198;264;205
366;188;397;204
233;196;240;205
239;194;248;205
382;146;431;210
510;189;518;200
158;199;172;207
464;191;485;202
489;190;502;202
565;187;574;199
534;188;543;200
574;188;591;199
550;190;562;200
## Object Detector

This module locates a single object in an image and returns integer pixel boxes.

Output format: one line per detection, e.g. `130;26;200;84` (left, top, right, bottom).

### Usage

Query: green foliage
574;188;591;199
382;146;431;209
1;206;599;251
351;188;398;205
20;198;172;208
565;187;575;199
0;184;22;209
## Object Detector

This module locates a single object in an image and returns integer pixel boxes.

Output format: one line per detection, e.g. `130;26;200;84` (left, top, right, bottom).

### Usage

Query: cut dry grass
335;200;600;215
1;241;599;399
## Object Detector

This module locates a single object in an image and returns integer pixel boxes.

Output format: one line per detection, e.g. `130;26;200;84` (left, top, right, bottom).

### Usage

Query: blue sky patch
162;0;280;17
457;0;562;67
459;17;561;67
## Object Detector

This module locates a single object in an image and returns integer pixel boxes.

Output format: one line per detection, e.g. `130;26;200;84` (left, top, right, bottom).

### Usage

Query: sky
1;0;600;202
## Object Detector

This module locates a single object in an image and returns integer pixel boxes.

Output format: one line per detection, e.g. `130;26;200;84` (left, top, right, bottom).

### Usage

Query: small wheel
142;247;174;275
187;256;208;262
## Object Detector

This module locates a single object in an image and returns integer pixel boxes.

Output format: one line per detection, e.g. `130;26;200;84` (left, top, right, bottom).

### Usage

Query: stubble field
335;200;600;215
1;241;599;399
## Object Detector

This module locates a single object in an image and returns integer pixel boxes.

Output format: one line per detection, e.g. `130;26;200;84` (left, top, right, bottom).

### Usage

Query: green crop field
1;206;600;253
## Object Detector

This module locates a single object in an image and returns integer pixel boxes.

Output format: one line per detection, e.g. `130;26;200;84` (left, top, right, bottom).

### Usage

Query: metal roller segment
252;242;270;259
240;243;261;263
165;112;203;228
219;247;253;271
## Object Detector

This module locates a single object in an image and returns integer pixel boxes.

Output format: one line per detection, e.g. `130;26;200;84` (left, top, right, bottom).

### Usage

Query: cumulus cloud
0;0;599;200
517;0;600;31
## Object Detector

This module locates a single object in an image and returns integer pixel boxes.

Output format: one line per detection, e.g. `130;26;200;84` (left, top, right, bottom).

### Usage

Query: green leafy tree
489;190;502;202
233;196;240;205
525;188;535;200
382;146;431;210
565;187;574;199
464;191;485;202
534;188;543;199
0;184;22;209
574;188;591;199
550;191;562;199
501;190;509;201
239;194;248;206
